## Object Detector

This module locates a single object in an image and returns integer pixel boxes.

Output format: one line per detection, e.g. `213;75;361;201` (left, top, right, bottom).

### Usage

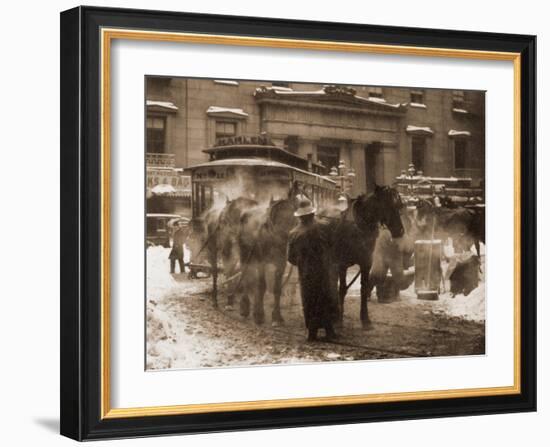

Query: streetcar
186;135;339;218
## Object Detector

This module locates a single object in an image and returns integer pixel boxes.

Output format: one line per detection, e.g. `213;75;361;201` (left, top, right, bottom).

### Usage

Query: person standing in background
169;220;188;274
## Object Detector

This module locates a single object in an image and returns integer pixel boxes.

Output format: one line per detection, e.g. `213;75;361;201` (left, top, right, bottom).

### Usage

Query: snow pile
151;183;176;195
432;286;485;322
146;246;178;299
433;241;485;322
448;129;472;137
213;79;239;86
146;100;178;110
206;106;249;117
396;240;485;323
146;304;178;369
146;246;239;369
146;245;192;298
146;299;235;370
146;246;185;369
406;125;434;135
398;280;485;323
270;85;293;92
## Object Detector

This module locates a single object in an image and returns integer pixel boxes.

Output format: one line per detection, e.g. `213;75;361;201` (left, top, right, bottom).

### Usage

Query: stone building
145;76;485;199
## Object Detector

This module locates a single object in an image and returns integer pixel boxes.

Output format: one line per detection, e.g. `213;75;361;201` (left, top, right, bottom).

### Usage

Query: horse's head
354;185;405;239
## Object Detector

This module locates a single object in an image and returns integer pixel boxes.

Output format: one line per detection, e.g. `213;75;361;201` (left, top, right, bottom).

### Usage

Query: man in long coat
288;198;337;341
169;220;188;274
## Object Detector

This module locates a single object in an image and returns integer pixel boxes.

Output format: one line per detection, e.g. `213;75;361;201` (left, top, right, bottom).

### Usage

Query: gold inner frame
100;28;522;419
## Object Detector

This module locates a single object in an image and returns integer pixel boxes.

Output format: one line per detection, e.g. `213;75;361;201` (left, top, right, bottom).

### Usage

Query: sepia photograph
145;76;486;370
58;5;537;440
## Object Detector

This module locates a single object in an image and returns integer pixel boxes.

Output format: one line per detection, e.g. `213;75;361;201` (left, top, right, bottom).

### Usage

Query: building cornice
254;85;407;117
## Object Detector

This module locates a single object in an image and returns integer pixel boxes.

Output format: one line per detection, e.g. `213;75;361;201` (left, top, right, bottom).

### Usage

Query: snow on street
146;245;485;370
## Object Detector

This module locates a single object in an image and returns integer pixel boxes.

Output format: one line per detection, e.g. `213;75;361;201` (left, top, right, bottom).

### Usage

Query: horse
318;185;405;328
201;181;302;317
204;197;259;308
237;196;297;325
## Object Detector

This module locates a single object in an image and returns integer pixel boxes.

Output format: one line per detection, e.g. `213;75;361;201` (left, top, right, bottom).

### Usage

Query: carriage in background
394;164;485;207
393;165;485;300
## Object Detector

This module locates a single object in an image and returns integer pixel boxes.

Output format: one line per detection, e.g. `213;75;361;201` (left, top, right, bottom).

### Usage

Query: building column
377;142;399;186
349;141;366;196
299;139;316;165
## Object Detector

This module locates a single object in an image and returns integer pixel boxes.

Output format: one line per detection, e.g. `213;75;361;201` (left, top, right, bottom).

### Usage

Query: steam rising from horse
200;191;297;324
204;197;258;308
197;184;406;329
238;197;297;324
415;198;485;256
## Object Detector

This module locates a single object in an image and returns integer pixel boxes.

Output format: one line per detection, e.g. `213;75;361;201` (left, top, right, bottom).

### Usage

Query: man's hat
294;197;316;217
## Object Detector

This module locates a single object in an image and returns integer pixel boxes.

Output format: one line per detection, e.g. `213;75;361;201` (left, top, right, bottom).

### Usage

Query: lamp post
329;160;356;192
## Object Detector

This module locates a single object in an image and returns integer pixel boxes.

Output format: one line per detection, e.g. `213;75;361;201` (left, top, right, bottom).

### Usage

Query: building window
411;136;426;172
317;145;340;171
284;136;299;154
215;121;237;139
452;90;465;109
367;86;384;99
146;116;166;153
156;218;167;232
454;139;468;169
410;89;424;104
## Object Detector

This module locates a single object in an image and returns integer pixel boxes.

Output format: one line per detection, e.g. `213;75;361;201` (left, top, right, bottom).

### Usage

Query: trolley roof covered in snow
203;141;327;174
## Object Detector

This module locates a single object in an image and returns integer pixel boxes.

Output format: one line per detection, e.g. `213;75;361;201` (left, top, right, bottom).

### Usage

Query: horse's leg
225;254;238;309
272;260;285;326
360;263;373;329
239;282;250;318
253;262;266;325
239;259;251;318
338;266;348;325
209;246;218;309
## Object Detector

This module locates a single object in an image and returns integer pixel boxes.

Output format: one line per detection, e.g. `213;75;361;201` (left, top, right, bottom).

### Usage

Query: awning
151;184;176;195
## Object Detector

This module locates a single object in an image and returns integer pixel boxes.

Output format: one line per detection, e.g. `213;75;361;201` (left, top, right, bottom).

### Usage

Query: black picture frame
60;5;536;441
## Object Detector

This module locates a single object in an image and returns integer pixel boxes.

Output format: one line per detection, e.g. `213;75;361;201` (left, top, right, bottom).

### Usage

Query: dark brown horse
318;185;405;328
